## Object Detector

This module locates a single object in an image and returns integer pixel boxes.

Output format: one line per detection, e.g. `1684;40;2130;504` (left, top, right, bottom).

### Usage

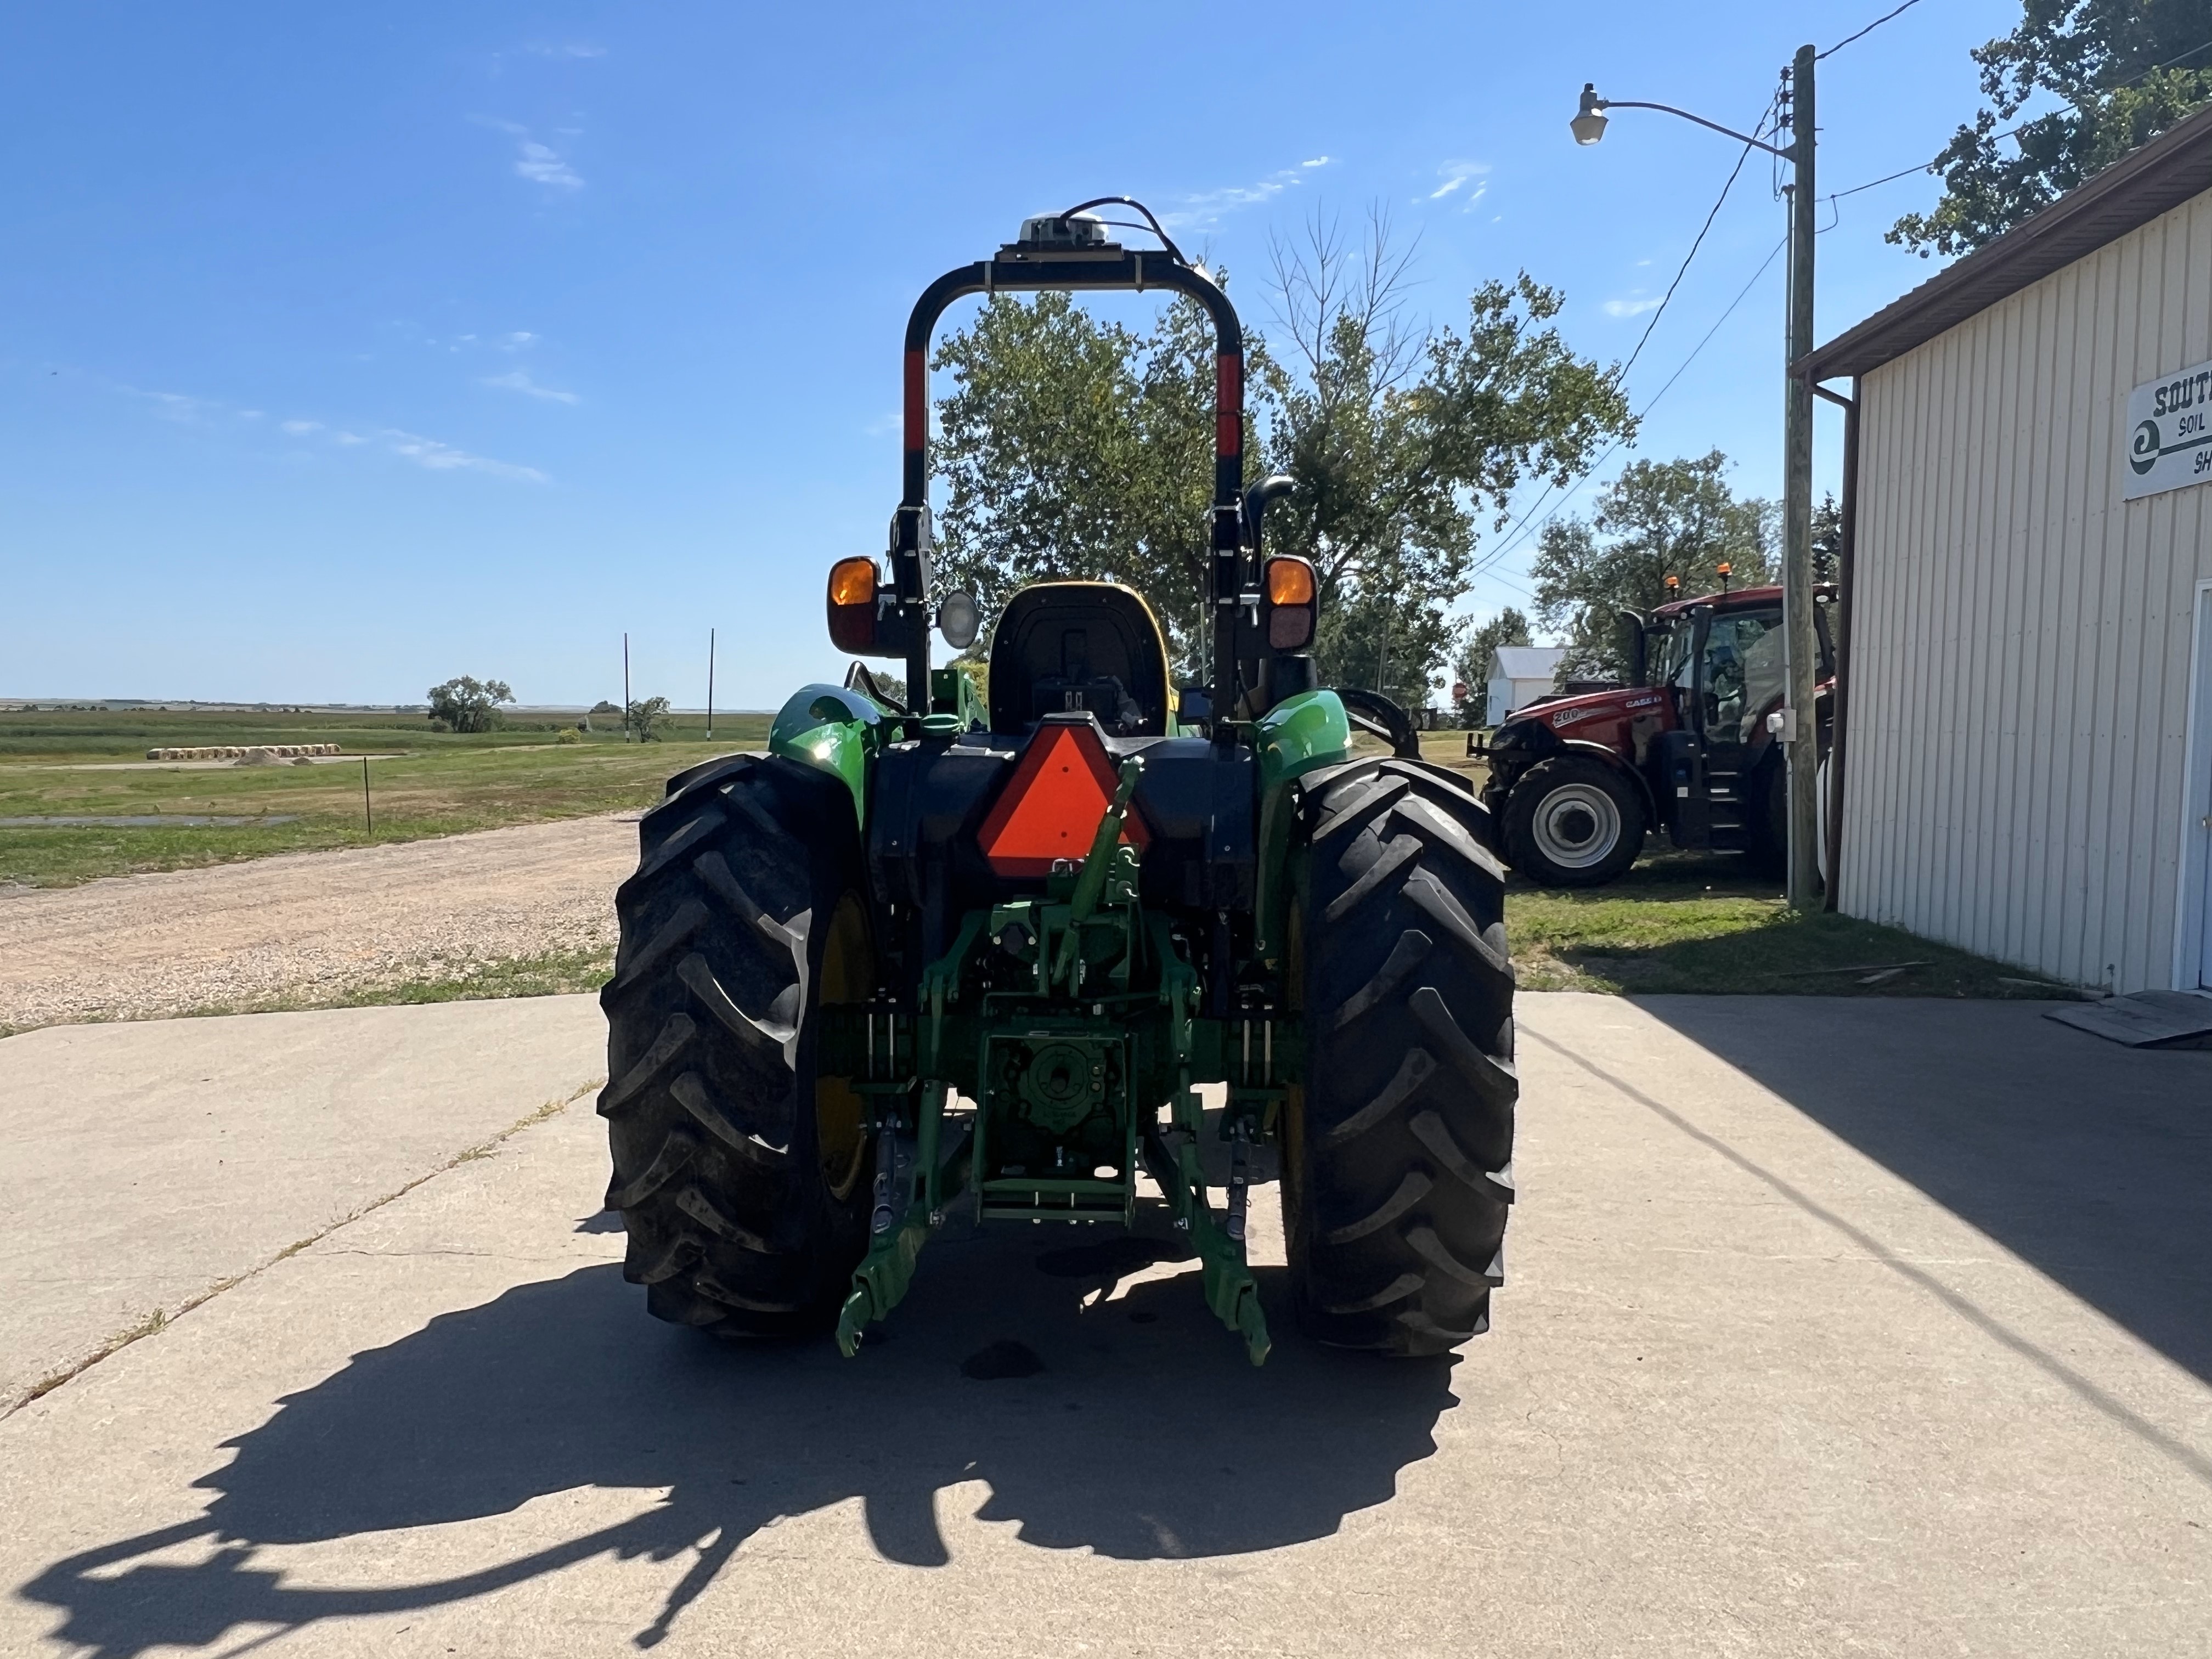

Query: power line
1620;101;1774;377
1620;111;1770;376
1470;234;1789;585
1822;30;2212;204
1816;0;1922;61
1475;105;1772;578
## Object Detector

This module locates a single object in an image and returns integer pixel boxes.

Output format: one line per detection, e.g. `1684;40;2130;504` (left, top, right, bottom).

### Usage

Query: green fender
769;684;886;827
1252;689;1352;963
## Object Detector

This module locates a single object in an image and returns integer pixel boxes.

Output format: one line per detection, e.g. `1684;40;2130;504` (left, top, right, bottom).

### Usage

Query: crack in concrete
2;1075;605;1419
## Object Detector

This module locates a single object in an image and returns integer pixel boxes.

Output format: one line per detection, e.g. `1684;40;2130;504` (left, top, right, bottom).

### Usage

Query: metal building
1805;106;2212;996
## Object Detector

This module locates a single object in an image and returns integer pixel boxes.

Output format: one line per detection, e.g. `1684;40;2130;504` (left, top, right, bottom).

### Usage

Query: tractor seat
986;582;1171;737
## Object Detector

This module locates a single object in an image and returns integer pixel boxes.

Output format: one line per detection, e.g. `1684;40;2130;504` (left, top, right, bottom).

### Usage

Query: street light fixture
1572;85;1609;145
1570;50;1824;912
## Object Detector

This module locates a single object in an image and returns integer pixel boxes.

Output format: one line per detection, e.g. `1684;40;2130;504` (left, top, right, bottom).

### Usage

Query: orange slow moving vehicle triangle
978;721;1151;878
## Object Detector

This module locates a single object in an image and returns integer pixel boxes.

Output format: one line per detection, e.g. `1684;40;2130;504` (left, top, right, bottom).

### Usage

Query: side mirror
827;557;881;656
1262;555;1316;651
936;589;980;651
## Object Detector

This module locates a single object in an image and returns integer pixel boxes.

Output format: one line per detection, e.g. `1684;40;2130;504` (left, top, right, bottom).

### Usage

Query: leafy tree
932;289;1267;668
927;210;1633;702
1452;608;1533;725
1892;1;2212;257
1812;491;1842;585
590;699;620;714
626;695;672;742
1259;211;1633;707
425;676;514;734
1529;453;1774;681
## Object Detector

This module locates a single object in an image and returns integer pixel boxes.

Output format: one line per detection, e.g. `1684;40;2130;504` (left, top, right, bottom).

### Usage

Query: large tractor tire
598;755;877;1337
1283;758;1518;1356
1502;752;1646;887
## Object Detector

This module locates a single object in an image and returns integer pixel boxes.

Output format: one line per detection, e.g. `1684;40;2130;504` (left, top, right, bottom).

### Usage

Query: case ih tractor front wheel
1503;753;1646;887
599;756;876;1337
1284;759;1518;1356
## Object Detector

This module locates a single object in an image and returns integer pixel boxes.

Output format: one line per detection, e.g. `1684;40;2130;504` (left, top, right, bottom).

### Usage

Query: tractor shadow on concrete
1636;995;2212;1384
20;1217;1456;1656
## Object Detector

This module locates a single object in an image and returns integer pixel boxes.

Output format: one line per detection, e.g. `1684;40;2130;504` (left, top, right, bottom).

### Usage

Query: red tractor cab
1472;584;1836;887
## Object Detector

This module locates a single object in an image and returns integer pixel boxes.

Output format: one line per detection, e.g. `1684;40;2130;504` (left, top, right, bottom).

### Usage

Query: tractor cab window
1705;609;1784;744
1655;619;1697;692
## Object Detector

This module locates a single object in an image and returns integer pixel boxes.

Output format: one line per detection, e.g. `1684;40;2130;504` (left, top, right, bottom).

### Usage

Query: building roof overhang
1801;101;2212;383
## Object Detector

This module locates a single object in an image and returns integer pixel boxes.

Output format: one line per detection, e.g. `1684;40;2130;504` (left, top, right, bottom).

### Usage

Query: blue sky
2;1;2019;707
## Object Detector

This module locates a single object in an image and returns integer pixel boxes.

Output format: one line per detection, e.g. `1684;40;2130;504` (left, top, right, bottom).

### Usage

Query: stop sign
1451;681;1468;702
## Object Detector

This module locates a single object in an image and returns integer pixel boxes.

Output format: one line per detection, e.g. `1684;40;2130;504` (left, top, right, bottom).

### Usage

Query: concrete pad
0;996;606;1411
2;992;2209;1656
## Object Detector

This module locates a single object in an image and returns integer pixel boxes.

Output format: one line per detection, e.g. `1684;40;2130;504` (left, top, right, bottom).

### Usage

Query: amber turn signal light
829;557;878;607
1262;555;1316;651
1265;556;1315;606
827;557;880;654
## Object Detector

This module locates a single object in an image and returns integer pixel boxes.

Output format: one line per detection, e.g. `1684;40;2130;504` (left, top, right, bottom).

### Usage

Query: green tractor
599;201;1517;1363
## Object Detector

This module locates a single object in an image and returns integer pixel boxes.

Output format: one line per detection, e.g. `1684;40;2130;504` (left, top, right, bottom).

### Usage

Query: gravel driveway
0;814;639;1032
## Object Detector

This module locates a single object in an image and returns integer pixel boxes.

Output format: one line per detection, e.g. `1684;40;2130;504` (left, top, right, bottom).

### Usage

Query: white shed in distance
1487;646;1566;725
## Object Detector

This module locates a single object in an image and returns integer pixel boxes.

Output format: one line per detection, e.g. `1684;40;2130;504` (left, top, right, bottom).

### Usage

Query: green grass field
6;706;2069;1003
0;706;770;888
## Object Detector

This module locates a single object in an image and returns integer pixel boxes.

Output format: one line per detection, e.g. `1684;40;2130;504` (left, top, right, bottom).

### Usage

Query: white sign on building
2122;355;2212;499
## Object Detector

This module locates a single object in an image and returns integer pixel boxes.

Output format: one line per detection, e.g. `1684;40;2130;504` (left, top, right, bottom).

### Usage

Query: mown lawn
0;706;770;888
1387;729;2070;999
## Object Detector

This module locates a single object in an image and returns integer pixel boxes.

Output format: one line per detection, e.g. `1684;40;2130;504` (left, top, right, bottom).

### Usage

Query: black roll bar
893;239;1246;727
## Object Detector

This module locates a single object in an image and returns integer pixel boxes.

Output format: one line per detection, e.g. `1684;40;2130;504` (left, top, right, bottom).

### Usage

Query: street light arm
1594;98;1789;157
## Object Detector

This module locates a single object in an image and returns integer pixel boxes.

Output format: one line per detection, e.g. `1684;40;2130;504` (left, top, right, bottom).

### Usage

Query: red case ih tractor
1474;584;1835;887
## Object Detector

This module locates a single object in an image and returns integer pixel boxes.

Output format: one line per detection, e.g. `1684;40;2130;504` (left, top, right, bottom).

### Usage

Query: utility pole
706;628;716;741
1573;51;1825;906
1781;43;1820;910
623;633;632;743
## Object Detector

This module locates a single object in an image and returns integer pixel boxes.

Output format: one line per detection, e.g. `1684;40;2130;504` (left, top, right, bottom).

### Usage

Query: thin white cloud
381;428;546;481
482;369;579;404
499;331;538;351
1426;160;1491;208
1604;296;1662;318
1163;156;1333;229
472;117;584;191
515;140;583;190
125;382;543;481
134;389;212;423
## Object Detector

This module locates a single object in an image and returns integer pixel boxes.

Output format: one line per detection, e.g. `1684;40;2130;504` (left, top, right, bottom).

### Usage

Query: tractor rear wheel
598;755;876;1337
1283;759;1518;1356
1502;752;1645;887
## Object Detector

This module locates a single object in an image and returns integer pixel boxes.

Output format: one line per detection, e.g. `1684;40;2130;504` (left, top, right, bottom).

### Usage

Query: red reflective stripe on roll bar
904;349;926;453
1215;354;1242;456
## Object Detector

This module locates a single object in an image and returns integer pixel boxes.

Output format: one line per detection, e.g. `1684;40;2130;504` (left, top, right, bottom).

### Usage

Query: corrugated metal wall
1845;188;2212;992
